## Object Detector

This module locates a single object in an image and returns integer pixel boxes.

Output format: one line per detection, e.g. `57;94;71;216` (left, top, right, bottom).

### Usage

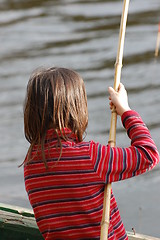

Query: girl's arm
91;84;159;183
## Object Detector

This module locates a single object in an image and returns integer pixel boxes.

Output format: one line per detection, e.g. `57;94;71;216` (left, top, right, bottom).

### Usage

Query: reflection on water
0;0;160;237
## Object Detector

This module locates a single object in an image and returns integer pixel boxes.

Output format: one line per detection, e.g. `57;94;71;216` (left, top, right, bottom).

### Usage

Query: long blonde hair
23;67;88;167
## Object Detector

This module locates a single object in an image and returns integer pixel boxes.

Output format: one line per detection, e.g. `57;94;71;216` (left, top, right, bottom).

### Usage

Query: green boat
0;203;159;240
0;203;43;240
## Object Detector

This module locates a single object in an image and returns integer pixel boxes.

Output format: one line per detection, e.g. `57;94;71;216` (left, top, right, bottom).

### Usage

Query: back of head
24;67;88;147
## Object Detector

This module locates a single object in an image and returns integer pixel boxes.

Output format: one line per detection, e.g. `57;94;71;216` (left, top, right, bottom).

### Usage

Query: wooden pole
155;22;160;57
100;1;130;239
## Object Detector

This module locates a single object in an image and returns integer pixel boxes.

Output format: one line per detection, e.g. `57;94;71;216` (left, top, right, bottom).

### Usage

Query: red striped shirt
24;110;159;240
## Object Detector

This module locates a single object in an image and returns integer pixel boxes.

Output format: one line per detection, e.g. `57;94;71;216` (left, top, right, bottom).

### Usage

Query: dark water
0;0;160;237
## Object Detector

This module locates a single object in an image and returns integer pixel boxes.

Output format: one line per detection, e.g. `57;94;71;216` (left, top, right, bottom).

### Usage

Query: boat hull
0;203;159;240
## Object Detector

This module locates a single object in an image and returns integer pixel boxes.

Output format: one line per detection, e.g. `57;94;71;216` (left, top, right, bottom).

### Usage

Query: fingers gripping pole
100;1;130;240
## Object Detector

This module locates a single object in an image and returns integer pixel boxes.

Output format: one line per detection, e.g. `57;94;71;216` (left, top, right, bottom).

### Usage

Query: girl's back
23;67;159;240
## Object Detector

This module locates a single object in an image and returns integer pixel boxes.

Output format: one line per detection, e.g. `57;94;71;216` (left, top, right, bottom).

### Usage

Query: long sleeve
90;110;159;184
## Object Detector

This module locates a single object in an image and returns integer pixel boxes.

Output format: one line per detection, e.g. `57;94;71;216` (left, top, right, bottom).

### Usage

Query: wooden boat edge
0;203;159;240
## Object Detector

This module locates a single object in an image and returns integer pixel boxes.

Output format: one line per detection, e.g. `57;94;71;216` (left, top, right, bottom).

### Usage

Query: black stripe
28;181;104;195
94;144;101;172
108;230;114;238
113;219;122;230
25;168;94;181
127;123;145;137
42;222;100;234
110;206;119;217
138;146;154;163
105;147;113;183
37;204;103;222
122;114;139;127
28;155;91;165
131;134;152;145
132;148;140;176
32;187;104;208
119;232;128;240
119;148;126;181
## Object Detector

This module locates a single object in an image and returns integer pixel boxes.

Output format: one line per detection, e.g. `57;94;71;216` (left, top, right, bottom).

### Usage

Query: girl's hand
108;83;131;116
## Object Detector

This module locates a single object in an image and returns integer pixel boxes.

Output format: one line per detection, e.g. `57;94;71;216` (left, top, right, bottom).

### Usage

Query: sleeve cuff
121;110;140;126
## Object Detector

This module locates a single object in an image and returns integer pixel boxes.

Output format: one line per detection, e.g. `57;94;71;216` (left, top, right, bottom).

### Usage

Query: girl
23;67;159;240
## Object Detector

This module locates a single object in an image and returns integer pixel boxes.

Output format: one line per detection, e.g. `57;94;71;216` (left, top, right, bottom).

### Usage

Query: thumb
118;83;125;92
108;86;116;95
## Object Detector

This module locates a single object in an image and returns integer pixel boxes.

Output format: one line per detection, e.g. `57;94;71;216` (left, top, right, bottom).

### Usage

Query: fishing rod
100;0;130;239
